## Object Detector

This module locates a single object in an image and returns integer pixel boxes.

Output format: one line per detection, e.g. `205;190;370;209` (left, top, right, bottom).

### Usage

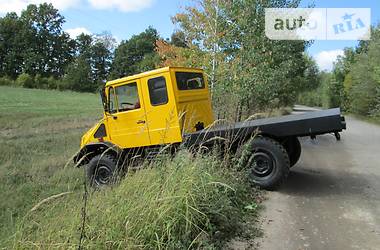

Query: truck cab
77;67;214;164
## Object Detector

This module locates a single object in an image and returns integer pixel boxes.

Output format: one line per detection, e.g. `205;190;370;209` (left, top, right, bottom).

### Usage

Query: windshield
175;72;205;90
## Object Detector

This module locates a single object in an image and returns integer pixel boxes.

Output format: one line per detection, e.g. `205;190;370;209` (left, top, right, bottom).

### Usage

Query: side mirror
100;87;109;113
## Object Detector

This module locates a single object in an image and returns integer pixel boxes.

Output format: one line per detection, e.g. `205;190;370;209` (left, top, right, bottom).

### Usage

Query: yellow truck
74;66;346;190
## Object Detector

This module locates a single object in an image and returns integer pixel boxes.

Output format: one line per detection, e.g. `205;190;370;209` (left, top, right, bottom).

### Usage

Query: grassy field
0;86;260;249
0;86;102;246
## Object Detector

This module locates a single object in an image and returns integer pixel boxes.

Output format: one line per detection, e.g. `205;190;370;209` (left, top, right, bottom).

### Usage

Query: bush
16;73;35;88
47;76;59;90
298;89;324;107
34;74;49;89
14;151;259;249
0;74;72;91
372;87;380;117
0;76;14;86
298;73;331;108
349;81;378;115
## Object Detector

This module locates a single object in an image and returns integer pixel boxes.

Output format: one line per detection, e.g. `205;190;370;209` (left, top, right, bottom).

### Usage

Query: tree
92;32;116;84
348;28;380;115
0;4;75;81
300;55;320;92
168;0;308;120
73;32;114;88
91;41;111;85
63;56;93;92
110;27;159;79
0;13;28;78
20;3;75;78
156;39;205;67
170;30;188;48
76;33;93;57
0;3;117;92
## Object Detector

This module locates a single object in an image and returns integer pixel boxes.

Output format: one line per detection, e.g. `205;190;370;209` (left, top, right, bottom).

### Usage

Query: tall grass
13;151;258;249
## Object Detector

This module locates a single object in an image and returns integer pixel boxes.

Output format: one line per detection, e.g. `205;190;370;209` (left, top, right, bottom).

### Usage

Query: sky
0;0;379;71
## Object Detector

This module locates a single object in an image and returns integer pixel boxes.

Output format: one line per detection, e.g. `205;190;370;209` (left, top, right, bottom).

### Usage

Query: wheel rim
94;165;112;185
248;149;276;179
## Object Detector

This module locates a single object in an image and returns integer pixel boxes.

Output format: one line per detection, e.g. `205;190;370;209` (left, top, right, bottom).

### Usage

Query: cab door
106;80;151;148
141;72;182;145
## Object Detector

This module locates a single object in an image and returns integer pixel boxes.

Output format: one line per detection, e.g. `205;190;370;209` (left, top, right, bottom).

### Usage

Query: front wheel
238;136;290;190
86;153;118;188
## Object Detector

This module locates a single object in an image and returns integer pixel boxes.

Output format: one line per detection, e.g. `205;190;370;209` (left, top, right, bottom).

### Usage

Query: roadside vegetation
298;25;380;123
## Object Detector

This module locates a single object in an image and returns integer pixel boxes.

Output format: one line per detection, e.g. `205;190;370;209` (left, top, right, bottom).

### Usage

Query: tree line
0;3;162;92
1;0;320;120
299;25;380;120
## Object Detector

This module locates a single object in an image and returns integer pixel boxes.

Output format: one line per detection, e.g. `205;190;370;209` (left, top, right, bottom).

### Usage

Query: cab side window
148;76;168;106
115;82;140;112
175;72;205;90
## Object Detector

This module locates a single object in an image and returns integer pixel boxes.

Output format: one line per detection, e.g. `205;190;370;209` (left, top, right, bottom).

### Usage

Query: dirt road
257;109;380;250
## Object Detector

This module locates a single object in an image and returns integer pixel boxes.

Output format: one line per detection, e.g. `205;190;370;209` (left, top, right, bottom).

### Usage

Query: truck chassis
75;108;346;190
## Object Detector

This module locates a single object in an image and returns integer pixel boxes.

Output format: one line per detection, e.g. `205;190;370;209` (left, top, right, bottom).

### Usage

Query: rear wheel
239;136;290;190
86;153;118;187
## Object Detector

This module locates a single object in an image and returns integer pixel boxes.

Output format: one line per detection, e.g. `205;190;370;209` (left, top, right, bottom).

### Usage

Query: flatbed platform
184;108;346;146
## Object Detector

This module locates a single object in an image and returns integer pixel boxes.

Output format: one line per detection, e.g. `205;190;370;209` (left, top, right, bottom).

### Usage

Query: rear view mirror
100;87;109;113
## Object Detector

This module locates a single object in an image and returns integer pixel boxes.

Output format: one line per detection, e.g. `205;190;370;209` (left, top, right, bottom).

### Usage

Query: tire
238;136;290;190
86;153;118;188
283;137;302;168
334;132;341;141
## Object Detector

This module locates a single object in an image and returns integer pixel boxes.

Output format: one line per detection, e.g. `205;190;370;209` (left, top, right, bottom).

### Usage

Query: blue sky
0;0;378;71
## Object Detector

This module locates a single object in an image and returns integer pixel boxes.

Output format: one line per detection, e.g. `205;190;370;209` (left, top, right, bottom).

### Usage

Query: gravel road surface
257;109;380;250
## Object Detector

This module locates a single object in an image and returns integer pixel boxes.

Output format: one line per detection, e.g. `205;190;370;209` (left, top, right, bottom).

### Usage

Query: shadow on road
277;167;372;198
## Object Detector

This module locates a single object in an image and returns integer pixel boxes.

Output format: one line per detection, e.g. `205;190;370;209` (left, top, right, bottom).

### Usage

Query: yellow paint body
80;67;214;149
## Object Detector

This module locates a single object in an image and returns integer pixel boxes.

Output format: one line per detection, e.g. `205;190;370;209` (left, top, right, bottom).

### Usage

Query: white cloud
314;49;344;72
0;0;80;14
88;0;154;12
65;27;91;38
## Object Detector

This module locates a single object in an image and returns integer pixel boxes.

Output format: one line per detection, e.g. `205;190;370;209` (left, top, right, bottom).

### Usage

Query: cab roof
105;66;204;87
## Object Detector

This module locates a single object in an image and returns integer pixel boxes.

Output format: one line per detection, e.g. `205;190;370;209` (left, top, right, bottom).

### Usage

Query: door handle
137;120;145;124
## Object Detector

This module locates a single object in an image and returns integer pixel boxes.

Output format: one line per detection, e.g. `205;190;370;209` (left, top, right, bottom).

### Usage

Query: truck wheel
86;153;117;187
283;137;301;167
239;137;290;190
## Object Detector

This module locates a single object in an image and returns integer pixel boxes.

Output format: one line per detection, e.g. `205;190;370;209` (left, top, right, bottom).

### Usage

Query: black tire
86;153;117;188
334;132;341;141
283;137;302;168
238;136;290;190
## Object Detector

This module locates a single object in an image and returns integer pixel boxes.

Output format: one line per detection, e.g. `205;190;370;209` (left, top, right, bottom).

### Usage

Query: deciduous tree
110;27;159;79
